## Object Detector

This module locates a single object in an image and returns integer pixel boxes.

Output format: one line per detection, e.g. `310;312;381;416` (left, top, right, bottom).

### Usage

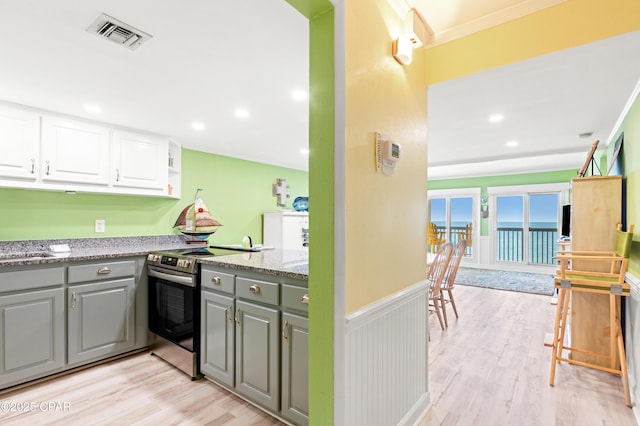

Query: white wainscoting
344;281;429;426
625;271;640;424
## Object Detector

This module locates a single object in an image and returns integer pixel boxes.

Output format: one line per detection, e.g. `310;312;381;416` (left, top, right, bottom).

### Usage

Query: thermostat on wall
375;132;401;175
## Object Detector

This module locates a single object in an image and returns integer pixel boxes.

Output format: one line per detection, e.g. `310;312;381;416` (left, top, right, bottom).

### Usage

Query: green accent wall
429;169;578;236
298;3;335;425
607;90;640;277
0;148;308;244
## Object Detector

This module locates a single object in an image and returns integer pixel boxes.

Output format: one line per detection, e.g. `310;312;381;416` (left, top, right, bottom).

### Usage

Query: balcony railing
436;225;472;256
497;226;558;264
434;225;558;264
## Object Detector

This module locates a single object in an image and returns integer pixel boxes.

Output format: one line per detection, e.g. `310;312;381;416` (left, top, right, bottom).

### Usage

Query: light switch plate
95;219;105;233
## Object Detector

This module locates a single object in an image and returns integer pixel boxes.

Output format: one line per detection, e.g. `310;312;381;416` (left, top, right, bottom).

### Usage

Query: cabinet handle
249;285;260;294
97;267;112;274
115;168;120;182
282;320;289;341
71;291;77;309
45;160;50;175
211;276;221;285
301;294;309;305
235;308;241;325
30;158;35;174
226;305;233;321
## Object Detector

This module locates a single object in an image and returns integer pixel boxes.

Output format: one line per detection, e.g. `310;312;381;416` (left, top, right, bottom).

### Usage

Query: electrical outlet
95;219;105;233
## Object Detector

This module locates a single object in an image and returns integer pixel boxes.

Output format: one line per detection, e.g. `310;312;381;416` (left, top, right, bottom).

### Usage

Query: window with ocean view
428;189;478;260
494;191;560;265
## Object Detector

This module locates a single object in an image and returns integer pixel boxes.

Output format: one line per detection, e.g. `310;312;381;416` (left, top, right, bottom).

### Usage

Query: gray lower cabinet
235;299;280;412
0;257;145;391
281;312;309;425
67;278;136;365
0;287;65;388
200;290;234;387
200;266;308;424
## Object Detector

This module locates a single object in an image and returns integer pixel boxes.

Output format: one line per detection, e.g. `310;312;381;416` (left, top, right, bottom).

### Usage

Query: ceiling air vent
86;13;152;51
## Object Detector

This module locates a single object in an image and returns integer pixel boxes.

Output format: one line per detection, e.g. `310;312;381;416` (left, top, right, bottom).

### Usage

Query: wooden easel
548;224;634;407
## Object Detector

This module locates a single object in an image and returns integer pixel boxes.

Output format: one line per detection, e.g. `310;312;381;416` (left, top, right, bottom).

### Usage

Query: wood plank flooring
421;285;636;425
0;353;285;425
0;285;636;425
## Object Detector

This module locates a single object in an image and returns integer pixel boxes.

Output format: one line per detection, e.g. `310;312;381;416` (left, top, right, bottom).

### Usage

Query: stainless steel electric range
146;247;239;379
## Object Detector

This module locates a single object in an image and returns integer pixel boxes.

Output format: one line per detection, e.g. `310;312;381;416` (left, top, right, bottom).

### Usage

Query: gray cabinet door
68;278;135;365
235;300;280;412
0;288;65;389
281;312;309;425
200;290;234;387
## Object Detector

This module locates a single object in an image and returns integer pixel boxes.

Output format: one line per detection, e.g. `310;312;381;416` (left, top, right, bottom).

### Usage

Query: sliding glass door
492;186;562;266
428;189;478;260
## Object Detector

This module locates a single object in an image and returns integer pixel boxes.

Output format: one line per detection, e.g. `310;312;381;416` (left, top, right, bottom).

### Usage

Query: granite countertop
0;236;308;280
199;249;308;280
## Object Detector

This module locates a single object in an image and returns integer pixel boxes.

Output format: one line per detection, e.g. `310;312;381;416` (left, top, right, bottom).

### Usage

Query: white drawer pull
211;276;221;285
97;267;112;274
301;294;309;305
249;285;261;294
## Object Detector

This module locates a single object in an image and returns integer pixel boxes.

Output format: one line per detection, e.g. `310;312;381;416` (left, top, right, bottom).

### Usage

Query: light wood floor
1;285;636;425
421;285;637;425
0;353;285;425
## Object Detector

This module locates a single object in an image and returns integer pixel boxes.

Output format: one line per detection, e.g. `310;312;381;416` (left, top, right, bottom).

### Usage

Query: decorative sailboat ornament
174;188;222;240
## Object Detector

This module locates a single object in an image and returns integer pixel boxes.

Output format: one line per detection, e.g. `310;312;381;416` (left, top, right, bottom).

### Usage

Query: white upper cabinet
0;102;179;197
41;117;110;185
0;106;39;180
111;130;168;192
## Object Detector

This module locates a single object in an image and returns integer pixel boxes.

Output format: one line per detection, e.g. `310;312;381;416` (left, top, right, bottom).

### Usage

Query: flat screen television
561;204;571;238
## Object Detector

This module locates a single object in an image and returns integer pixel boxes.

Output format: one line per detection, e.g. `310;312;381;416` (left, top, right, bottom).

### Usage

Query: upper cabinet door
41;117;110;185
111;130;168;191
0;106;39;180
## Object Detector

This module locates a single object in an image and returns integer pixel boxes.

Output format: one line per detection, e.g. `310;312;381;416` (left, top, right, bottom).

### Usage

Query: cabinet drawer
281;284;308;314
236;277;279;306
201;268;235;294
0;267;65;293
68;260;135;283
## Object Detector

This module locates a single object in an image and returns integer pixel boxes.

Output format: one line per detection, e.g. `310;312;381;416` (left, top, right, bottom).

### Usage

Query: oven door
148;265;198;352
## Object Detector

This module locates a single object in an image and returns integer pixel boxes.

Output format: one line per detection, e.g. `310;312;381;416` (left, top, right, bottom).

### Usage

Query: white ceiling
2;0;638;179
0;0;309;170
427;30;640;179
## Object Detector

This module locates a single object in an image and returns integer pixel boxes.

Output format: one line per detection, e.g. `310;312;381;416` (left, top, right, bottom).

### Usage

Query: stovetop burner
147;247;240;273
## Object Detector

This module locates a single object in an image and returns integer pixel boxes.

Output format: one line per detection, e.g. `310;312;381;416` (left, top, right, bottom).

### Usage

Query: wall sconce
392;8;432;66
481;205;489;218
393;36;413;65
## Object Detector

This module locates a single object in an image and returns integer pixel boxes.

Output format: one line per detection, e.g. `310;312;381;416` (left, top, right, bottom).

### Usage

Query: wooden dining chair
428;242;453;331
440;239;466;327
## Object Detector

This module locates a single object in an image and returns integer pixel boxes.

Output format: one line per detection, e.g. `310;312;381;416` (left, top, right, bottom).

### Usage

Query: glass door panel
528;194;559;264
450;197;473;257
496;195;523;262
429;198;446;253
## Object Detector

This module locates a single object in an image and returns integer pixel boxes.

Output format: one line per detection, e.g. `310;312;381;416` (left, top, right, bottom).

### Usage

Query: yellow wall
425;0;640;85
345;0;428;312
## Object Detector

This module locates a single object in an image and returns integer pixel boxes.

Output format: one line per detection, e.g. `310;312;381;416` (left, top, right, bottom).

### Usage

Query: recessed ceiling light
489;114;504;123
84;104;101;113
300;148;310;155
191;122;205;131
292;90;307;101
235;108;249;118
506;140;518;147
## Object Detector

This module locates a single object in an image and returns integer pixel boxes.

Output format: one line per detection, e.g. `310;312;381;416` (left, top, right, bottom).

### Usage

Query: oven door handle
148;267;196;287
